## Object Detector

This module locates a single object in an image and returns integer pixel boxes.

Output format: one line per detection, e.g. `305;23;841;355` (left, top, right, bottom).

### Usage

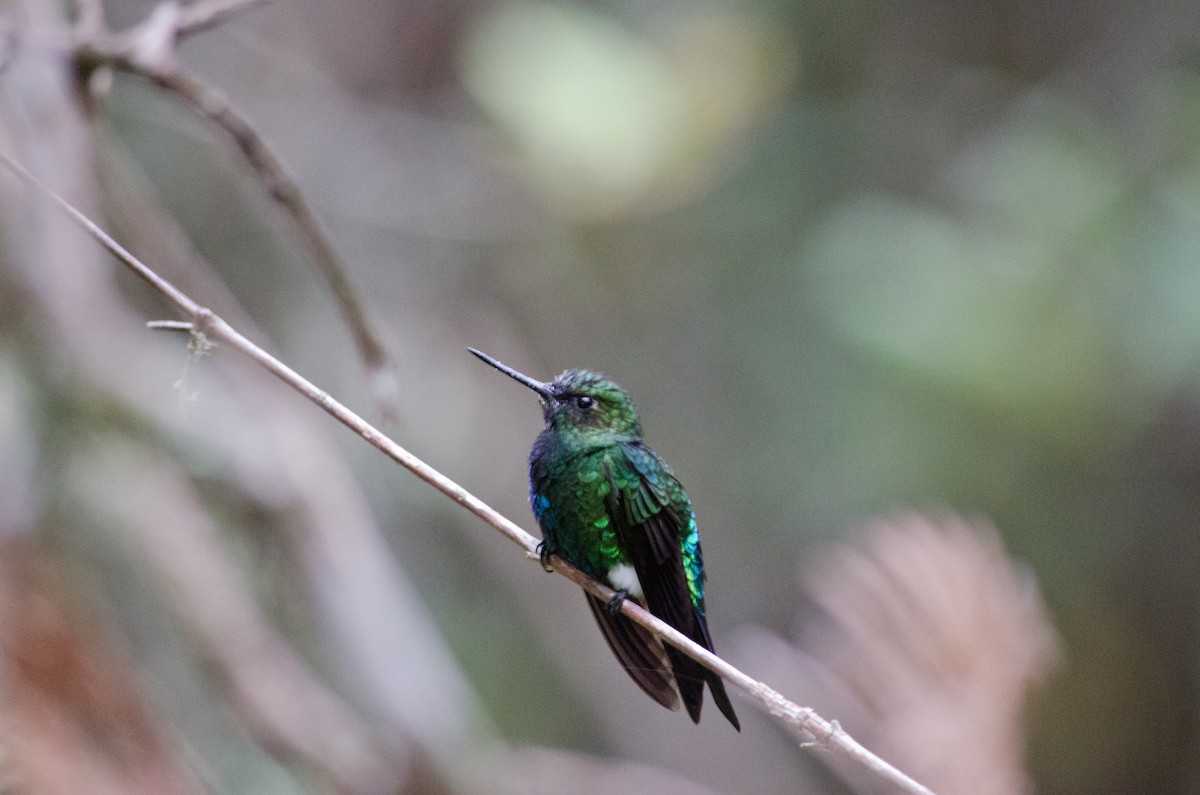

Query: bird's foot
536;540;554;572
604;589;630;616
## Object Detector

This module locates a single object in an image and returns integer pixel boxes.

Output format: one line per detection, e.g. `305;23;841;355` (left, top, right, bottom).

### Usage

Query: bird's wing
603;445;740;730
606;446;696;627
585;594;680;712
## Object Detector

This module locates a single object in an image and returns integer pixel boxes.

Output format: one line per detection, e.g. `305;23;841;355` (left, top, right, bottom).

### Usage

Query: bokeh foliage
6;1;1200;793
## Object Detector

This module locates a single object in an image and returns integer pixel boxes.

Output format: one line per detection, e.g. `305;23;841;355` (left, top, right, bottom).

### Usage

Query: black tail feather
682;608;742;731
665;642;741;731
587;591;741;732
586;594;680;711
706;668;740;731
664;645;706;723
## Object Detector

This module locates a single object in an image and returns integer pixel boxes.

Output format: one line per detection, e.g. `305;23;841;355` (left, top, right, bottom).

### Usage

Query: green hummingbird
469;348;740;730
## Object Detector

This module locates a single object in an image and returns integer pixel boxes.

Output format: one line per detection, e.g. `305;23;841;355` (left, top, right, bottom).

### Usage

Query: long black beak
468;348;555;400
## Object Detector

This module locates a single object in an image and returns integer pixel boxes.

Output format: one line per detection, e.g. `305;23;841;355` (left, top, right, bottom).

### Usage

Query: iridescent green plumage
470;349;739;730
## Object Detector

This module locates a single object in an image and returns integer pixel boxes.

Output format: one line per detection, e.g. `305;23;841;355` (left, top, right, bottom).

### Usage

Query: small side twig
145;319;194;332
82;0;277;60
0;150;938;795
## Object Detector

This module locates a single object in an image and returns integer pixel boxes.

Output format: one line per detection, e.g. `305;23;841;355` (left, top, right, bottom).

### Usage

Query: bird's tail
666;644;741;731
586;594;681;712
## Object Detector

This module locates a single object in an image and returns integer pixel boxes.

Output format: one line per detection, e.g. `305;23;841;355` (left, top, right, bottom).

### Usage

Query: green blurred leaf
461;1;686;218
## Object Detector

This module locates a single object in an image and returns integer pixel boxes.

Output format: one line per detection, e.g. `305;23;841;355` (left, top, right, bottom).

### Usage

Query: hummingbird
469;348;740;730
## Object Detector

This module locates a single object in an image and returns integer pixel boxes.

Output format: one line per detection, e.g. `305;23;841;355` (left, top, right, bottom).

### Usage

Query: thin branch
0;150;939;795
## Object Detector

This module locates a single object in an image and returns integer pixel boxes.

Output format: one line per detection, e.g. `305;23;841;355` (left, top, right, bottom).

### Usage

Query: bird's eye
575;395;594;410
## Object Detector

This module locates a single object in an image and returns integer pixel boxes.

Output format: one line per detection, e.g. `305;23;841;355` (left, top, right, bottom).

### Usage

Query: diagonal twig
0;149;939;795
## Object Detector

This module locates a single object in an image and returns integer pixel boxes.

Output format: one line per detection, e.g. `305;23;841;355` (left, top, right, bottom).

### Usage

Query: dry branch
0;4;461;788
0;150;939;795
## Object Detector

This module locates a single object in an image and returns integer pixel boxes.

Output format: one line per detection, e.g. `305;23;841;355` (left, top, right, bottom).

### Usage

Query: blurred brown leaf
0;543;206;795
740;512;1058;795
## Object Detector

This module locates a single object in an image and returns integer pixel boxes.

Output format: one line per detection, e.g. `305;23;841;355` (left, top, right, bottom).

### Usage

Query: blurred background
2;0;1199;793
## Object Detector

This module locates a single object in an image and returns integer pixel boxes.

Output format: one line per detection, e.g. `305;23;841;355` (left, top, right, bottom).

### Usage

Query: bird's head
470;349;643;444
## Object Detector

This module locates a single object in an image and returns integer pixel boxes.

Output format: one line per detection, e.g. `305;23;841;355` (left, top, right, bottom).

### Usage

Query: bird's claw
604;589;630;616
536;540;554;572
